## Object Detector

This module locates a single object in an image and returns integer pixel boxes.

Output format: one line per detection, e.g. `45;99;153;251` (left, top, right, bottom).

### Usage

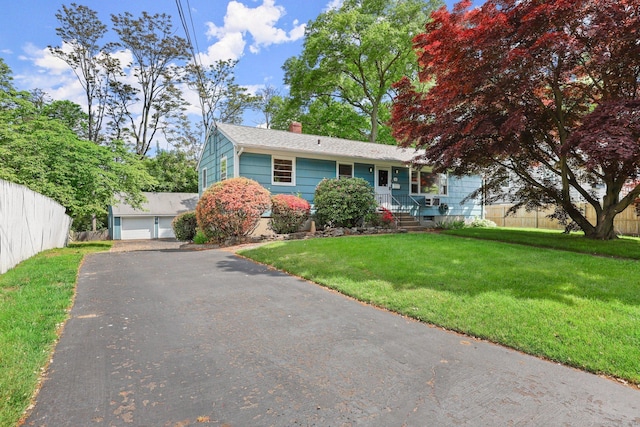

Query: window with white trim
201;168;207;191
411;170;447;195
272;156;295;185
338;163;353;179
220;156;227;181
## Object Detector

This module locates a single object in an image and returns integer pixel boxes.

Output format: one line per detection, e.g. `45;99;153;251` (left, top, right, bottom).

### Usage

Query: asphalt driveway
24;247;640;426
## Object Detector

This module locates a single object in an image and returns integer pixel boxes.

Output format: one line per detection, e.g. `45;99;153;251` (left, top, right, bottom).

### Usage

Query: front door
375;167;392;208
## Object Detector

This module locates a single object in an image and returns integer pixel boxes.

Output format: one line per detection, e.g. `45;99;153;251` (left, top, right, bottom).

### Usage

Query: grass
0;242;111;427
239;232;640;385
444;227;640;259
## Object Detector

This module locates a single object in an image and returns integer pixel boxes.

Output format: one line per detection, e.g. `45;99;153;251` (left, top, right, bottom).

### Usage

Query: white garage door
158;217;175;238
121;217;154;240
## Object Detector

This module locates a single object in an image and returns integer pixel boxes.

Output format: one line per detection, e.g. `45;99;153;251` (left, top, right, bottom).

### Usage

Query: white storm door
375;167;392;208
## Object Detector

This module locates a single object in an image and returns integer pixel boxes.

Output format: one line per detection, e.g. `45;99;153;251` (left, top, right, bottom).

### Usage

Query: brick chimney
289;121;302;134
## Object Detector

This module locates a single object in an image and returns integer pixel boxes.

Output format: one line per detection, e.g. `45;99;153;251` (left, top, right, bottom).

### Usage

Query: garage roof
111;192;198;216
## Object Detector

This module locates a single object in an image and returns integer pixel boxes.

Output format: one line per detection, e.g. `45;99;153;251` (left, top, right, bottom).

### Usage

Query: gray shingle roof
216;123;418;163
111;192;198;216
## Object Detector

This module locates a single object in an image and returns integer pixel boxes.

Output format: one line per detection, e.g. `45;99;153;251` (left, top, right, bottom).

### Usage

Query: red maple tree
391;0;640;239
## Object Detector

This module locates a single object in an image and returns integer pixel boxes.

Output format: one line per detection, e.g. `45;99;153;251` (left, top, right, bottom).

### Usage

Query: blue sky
0;0;470;132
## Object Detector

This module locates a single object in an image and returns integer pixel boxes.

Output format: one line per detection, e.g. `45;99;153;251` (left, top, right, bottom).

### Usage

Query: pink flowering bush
379;207;395;227
269;194;311;234
196;177;271;242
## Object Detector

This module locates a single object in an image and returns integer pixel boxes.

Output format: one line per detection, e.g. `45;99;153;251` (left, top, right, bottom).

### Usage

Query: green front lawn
444;227;640;259
240;232;640;385
0;242;111;426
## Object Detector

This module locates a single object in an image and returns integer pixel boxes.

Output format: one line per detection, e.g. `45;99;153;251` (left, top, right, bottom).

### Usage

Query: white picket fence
0;180;72;274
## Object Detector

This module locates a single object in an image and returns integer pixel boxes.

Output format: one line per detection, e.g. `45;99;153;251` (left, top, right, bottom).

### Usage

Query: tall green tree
0;61;153;230
142;150;198;193
283;0;442;143
109;11;190;157
0;58;11;92
50;3;114;145
183;59;257;144
271;95;373;141
40;99;89;139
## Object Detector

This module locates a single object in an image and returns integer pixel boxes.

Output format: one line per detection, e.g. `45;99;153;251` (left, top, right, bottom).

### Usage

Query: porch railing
375;194;422;216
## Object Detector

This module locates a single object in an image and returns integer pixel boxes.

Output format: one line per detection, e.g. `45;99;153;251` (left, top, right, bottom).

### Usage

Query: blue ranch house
197;122;483;226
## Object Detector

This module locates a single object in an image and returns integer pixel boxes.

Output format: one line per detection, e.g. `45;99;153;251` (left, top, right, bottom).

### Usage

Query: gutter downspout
235;147;244;178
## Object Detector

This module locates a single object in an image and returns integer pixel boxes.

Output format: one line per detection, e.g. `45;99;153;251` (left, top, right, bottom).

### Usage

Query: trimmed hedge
172;211;197;241
270;194;311;234
313;178;377;228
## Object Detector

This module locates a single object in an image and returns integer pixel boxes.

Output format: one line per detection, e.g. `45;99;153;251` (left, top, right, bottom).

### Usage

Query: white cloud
14;43;85;105
109;49;134;69
244;83;265;96
325;0;344;11
288;19;306;41
202;0;306;61
200;26;246;64
21;42;71;76
10;41;197;152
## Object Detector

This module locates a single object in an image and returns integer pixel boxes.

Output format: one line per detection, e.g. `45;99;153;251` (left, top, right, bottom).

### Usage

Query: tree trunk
581;179;630;240
583;210;618;240
369;103;379;143
563;201;620;240
579;204;618;240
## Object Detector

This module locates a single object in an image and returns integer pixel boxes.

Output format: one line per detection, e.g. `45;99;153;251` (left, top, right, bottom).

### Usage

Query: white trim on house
375;166;392;208
220;156;228;181
337;162;354;179
271;155;296;186
243;146;402;166
410;169;448;196
201;167;208;192
234;147;243;179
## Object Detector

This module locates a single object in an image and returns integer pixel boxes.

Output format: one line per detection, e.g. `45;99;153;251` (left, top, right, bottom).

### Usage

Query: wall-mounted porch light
369;167;373;173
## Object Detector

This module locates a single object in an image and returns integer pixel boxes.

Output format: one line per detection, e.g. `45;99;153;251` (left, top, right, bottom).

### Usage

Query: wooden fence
485;203;640;236
0;180;72;274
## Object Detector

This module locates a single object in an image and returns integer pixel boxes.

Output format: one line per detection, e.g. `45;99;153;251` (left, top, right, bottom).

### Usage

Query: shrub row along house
198;122;482;227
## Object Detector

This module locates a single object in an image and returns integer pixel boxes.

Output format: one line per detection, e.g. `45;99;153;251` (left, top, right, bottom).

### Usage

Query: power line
175;0;217;143
175;0;200;67
185;0;201;56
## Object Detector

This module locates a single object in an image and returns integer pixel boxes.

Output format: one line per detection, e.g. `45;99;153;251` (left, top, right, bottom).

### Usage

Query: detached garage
108;192;198;240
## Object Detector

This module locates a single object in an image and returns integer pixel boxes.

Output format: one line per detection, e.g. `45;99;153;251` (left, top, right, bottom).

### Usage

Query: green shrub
196;177;271;242
269;194;311;234
172;211;197;241
193;229;208;244
467;217;497;228
434;219;466;230
313;178;377;228
365;212;382;227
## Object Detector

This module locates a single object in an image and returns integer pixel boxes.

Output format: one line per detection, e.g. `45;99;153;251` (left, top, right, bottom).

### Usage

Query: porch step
394;212;425;232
